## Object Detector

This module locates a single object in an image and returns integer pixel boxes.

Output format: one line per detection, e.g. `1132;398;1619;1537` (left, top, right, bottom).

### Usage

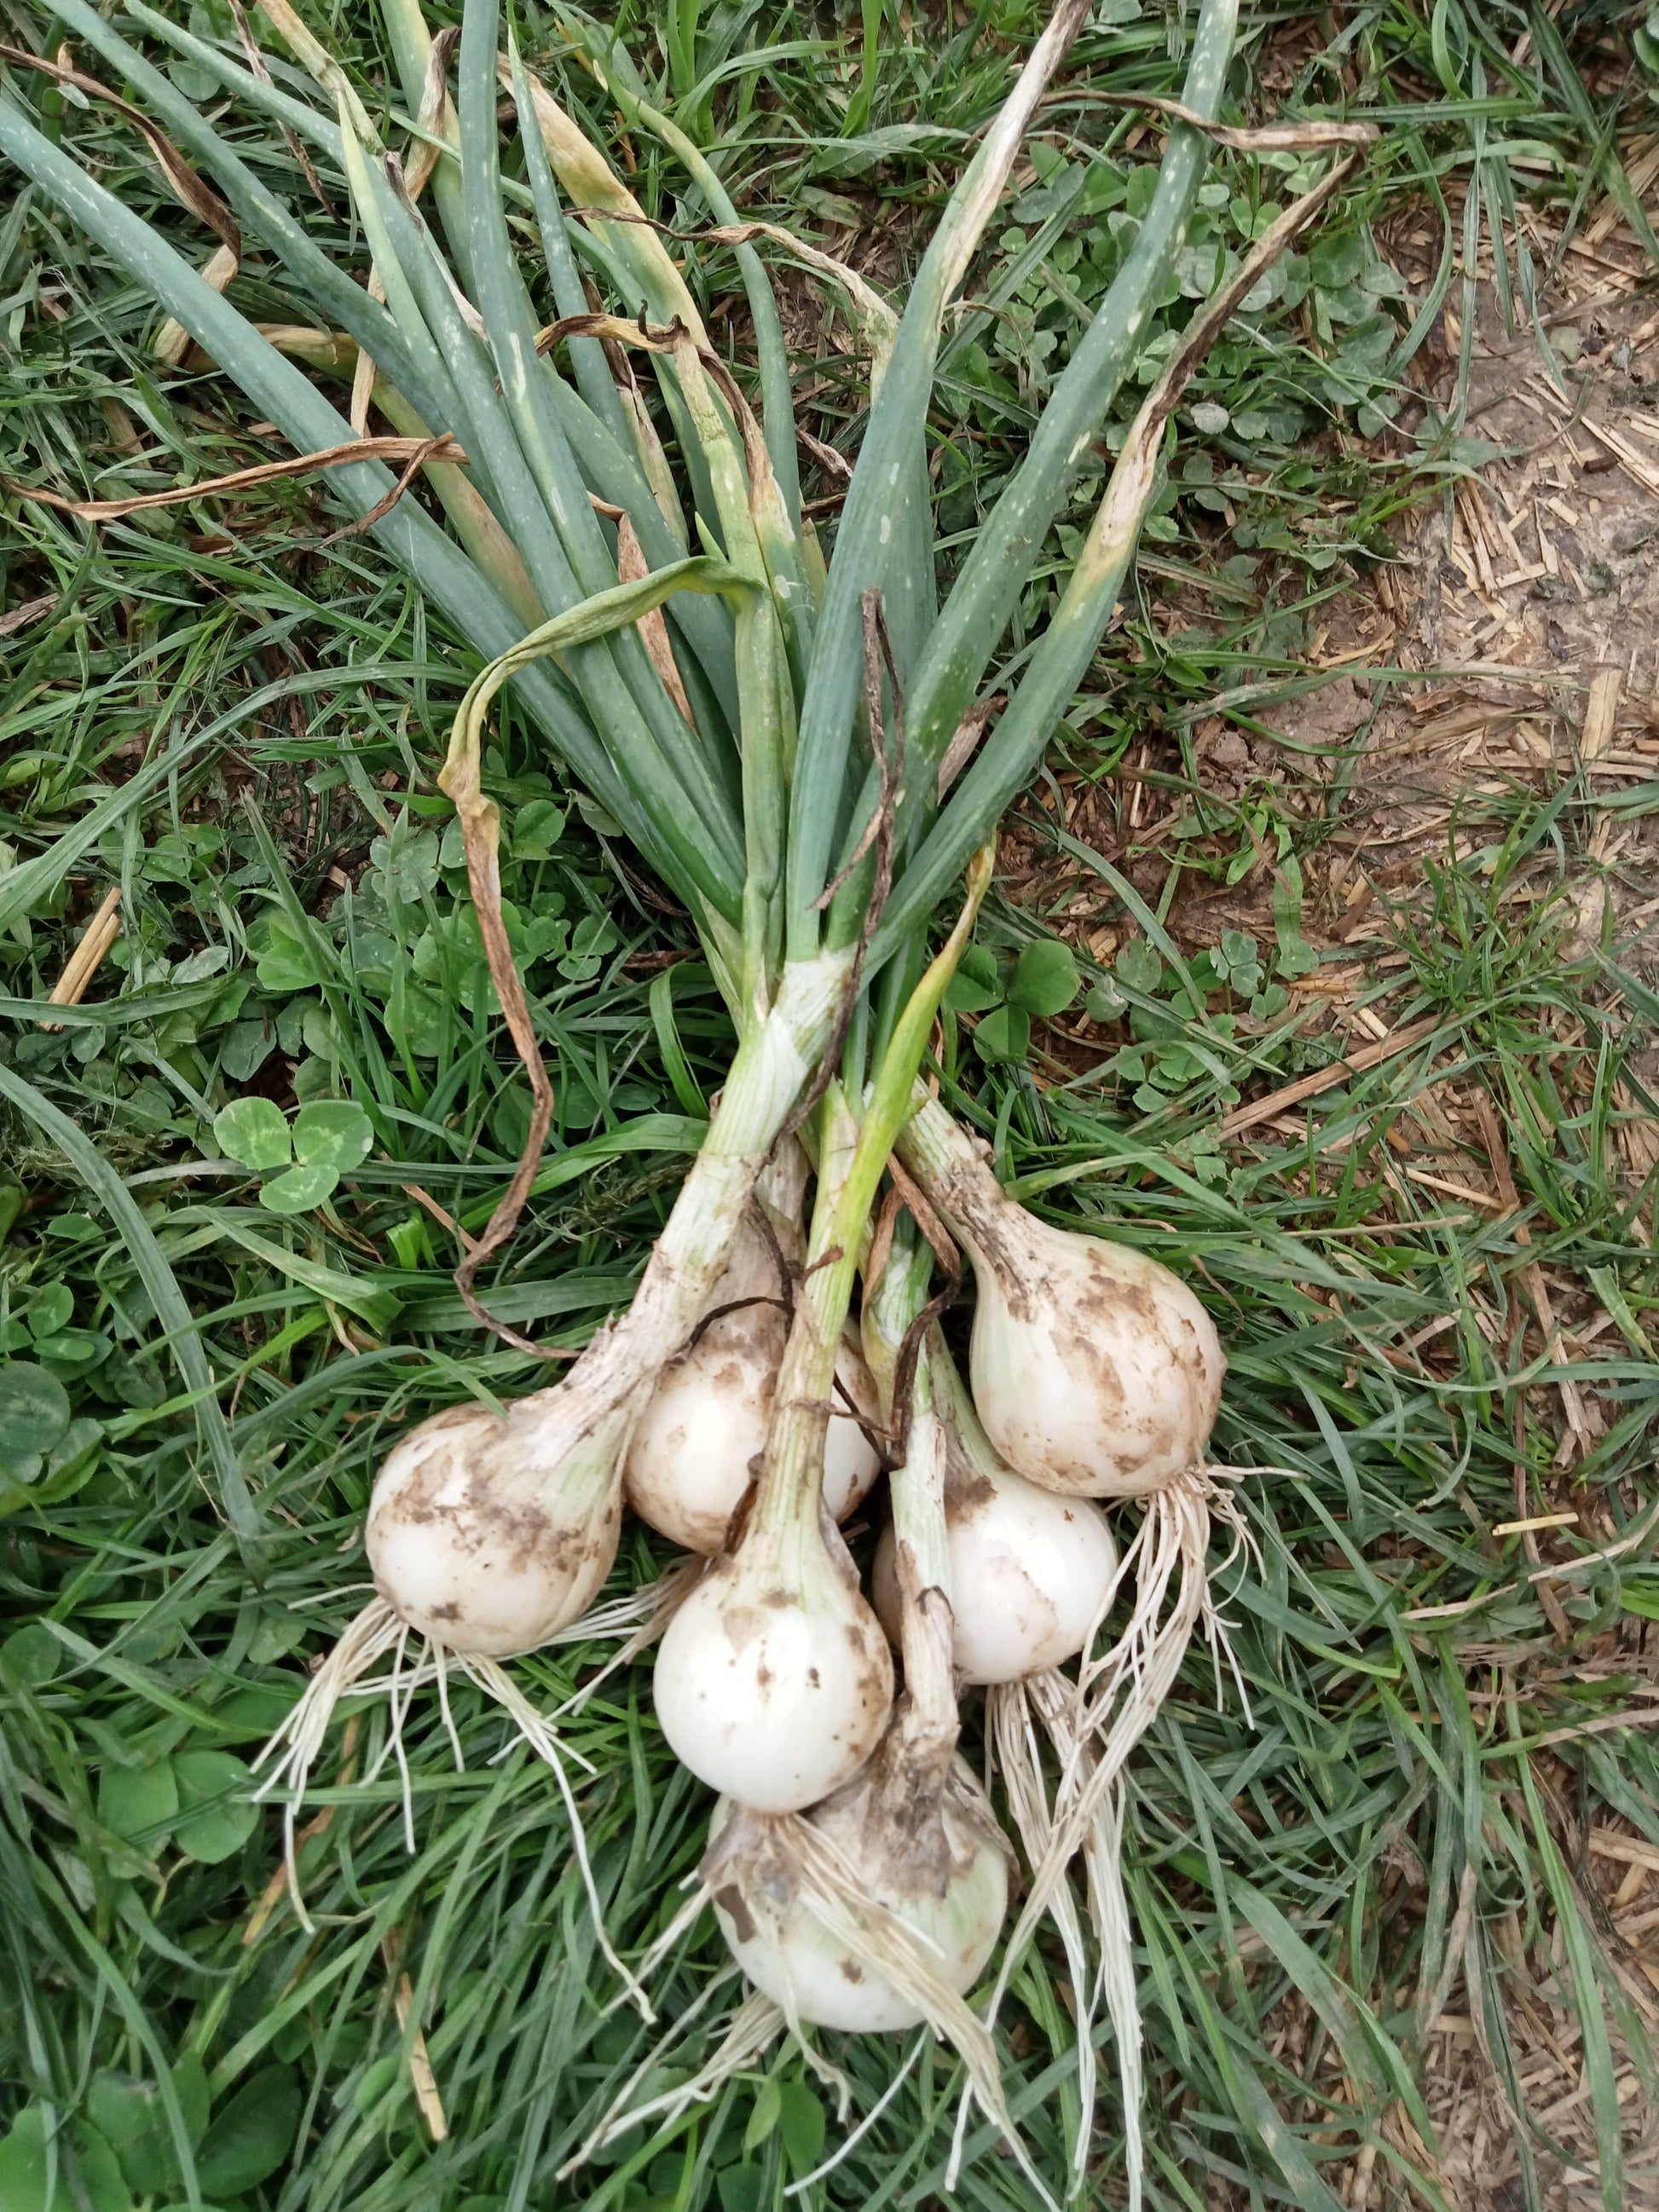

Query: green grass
3;0;1658;2206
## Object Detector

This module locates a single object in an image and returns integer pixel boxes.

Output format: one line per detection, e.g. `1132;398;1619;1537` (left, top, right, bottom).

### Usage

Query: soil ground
1139;199;1659;2212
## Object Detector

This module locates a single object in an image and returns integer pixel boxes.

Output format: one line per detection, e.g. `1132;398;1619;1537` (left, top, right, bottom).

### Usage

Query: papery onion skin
652;1540;893;1811
707;1762;1009;2032
872;1456;1118;1685
367;1396;627;1655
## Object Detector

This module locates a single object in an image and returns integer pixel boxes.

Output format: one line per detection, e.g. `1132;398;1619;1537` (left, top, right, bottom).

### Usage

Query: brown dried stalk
13;433;464;526
42;888;121;1031
1085;94;1379;153
436;706;564;1358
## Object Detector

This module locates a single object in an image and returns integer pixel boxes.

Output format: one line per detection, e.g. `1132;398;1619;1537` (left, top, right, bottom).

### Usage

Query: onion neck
743;846;994;1562
888;1355;959;1764
860;1218;933;1418
892;1089;1016;1277
753;1137;811;1269
744;1084;861;1559
562;944;857;1429
934;1334;1003;1485
860;1232;960;1770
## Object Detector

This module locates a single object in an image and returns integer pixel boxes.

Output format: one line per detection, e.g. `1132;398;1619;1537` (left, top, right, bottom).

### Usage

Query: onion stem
748;844;992;1553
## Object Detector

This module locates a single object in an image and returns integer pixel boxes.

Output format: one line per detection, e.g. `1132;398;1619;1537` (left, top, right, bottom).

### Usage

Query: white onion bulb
899;1105;1223;1496
707;1759;1008;2031
366;1393;628;1655
624;1211;880;1554
968;1214;1223;1496
873;1442;1118;1685
652;1524;893;1811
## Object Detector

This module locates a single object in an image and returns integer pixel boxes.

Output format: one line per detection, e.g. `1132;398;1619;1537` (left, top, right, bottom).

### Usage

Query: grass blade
0;1066;253;1546
1518;1751;1625;2212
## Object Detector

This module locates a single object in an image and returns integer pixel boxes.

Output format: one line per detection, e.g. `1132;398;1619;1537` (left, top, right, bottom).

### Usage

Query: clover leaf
367;819;441;907
1006;940;1079;1019
0;1361;71;1482
26;1284;72;1340
195;2065;302;2198
292;1102;374;1173
941;945;1001;1016
558;913;621;982
512;799;567;859
1115;939;1165;994
211;1099;373;1214
213;1098;291;1172
1214;928;1263;996
86;2054;209;2198
172;1749;258;1863
251;917;314;994
939;935;1085;1066
973;1004;1032;1063
258;1165;342;1216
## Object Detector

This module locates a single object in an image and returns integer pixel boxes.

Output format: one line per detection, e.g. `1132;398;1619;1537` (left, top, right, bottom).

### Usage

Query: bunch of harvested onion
0;0;1367;2180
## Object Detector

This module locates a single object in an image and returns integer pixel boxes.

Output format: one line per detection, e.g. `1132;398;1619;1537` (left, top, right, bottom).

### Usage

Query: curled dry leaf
0;42;240;254
616;511;696;725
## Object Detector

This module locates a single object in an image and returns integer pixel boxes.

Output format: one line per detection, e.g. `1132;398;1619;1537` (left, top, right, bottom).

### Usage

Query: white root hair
1027;1671;1144;2212
252;1596;405;1932
251;1573;697;2008
1053;1468;1251;1865
1083;1776;1142;2203
558;1983;781;2176
951;1465;1257;2201
783;2031;926;2198
780;2015;855;2117
386;1621;417;1854
549;1555;704;1718
986;1680;1104;2195
461;1655;652;2019
584;1881;923;2201
639;1875;716;1987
